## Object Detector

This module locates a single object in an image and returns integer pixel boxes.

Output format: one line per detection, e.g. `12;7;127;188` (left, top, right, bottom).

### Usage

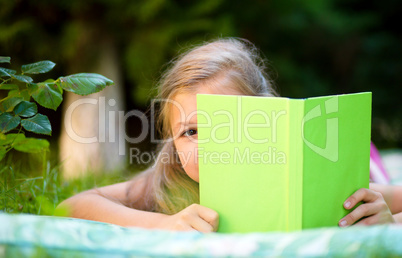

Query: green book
197;92;371;233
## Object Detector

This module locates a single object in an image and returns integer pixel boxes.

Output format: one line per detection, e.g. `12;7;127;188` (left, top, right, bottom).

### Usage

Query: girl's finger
344;188;382;210
180;225;198;232
339;202;380;227
354;215;379;226
194;205;219;231
190;217;215;233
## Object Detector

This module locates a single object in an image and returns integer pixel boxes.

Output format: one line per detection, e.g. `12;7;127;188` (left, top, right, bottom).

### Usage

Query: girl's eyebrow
174;116;197;127
174;121;196;129
173;122;185;132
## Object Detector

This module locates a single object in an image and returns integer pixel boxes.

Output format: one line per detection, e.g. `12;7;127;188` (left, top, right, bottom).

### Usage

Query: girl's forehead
180;77;245;97
169;85;243;126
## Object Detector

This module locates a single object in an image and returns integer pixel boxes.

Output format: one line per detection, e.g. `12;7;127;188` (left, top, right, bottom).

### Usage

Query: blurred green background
1;0;401;215
1;0;401;154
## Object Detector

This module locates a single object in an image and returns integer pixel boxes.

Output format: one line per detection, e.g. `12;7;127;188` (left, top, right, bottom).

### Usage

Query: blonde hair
129;38;277;214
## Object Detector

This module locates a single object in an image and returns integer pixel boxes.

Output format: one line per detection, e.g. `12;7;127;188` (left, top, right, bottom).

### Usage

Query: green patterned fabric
1;213;402;257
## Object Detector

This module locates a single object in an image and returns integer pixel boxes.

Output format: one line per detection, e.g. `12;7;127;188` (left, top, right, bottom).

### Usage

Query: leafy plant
0;56;114;161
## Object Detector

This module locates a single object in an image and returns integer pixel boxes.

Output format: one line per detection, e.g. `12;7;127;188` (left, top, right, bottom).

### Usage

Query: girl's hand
339;188;395;227
156;204;219;232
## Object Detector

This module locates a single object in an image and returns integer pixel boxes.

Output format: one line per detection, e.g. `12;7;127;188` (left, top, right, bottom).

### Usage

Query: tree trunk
59;39;126;179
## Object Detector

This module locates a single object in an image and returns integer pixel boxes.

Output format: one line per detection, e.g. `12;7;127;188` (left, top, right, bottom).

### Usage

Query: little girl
59;38;401;232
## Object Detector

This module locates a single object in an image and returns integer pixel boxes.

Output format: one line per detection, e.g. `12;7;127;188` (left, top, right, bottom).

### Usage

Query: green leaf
0;89;31;112
0;146;6;161
0;57;11;63
31;82;63;110
59;73;114;96
21;60;56;74
0;67;16;77
7;89;30;100
1;67;16;74
0;97;23;112
14;101;38;117
12;74;33;83
0;68;10;77
1;68;16;74
21;114;51;135
0;112;21;133
56;82;63;94
0;84;19;90
0;133;26;146
12;89;30;101
13;138;49;153
0;88;31;111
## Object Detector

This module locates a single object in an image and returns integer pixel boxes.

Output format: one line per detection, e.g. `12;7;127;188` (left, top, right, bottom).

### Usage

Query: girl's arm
370;183;402;223
369;183;402;214
56;179;219;232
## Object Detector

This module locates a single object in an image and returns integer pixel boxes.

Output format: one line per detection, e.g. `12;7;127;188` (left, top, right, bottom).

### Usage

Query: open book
197;92;371;233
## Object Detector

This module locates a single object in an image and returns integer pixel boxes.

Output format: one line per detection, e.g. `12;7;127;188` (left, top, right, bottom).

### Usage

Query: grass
0;149;134;216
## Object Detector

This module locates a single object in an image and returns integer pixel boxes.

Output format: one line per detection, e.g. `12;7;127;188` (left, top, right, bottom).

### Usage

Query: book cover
197;92;371;233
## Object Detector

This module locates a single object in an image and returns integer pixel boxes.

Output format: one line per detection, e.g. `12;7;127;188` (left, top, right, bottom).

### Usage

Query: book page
302;92;371;228
198;94;292;232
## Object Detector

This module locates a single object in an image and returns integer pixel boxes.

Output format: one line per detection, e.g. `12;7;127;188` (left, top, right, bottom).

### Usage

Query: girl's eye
182;129;197;137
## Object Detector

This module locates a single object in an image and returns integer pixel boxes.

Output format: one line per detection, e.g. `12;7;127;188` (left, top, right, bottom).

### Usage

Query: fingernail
340;220;348;227
344;201;351;208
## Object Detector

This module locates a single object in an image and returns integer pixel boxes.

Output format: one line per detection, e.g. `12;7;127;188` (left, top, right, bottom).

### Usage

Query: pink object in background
370;142;391;184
